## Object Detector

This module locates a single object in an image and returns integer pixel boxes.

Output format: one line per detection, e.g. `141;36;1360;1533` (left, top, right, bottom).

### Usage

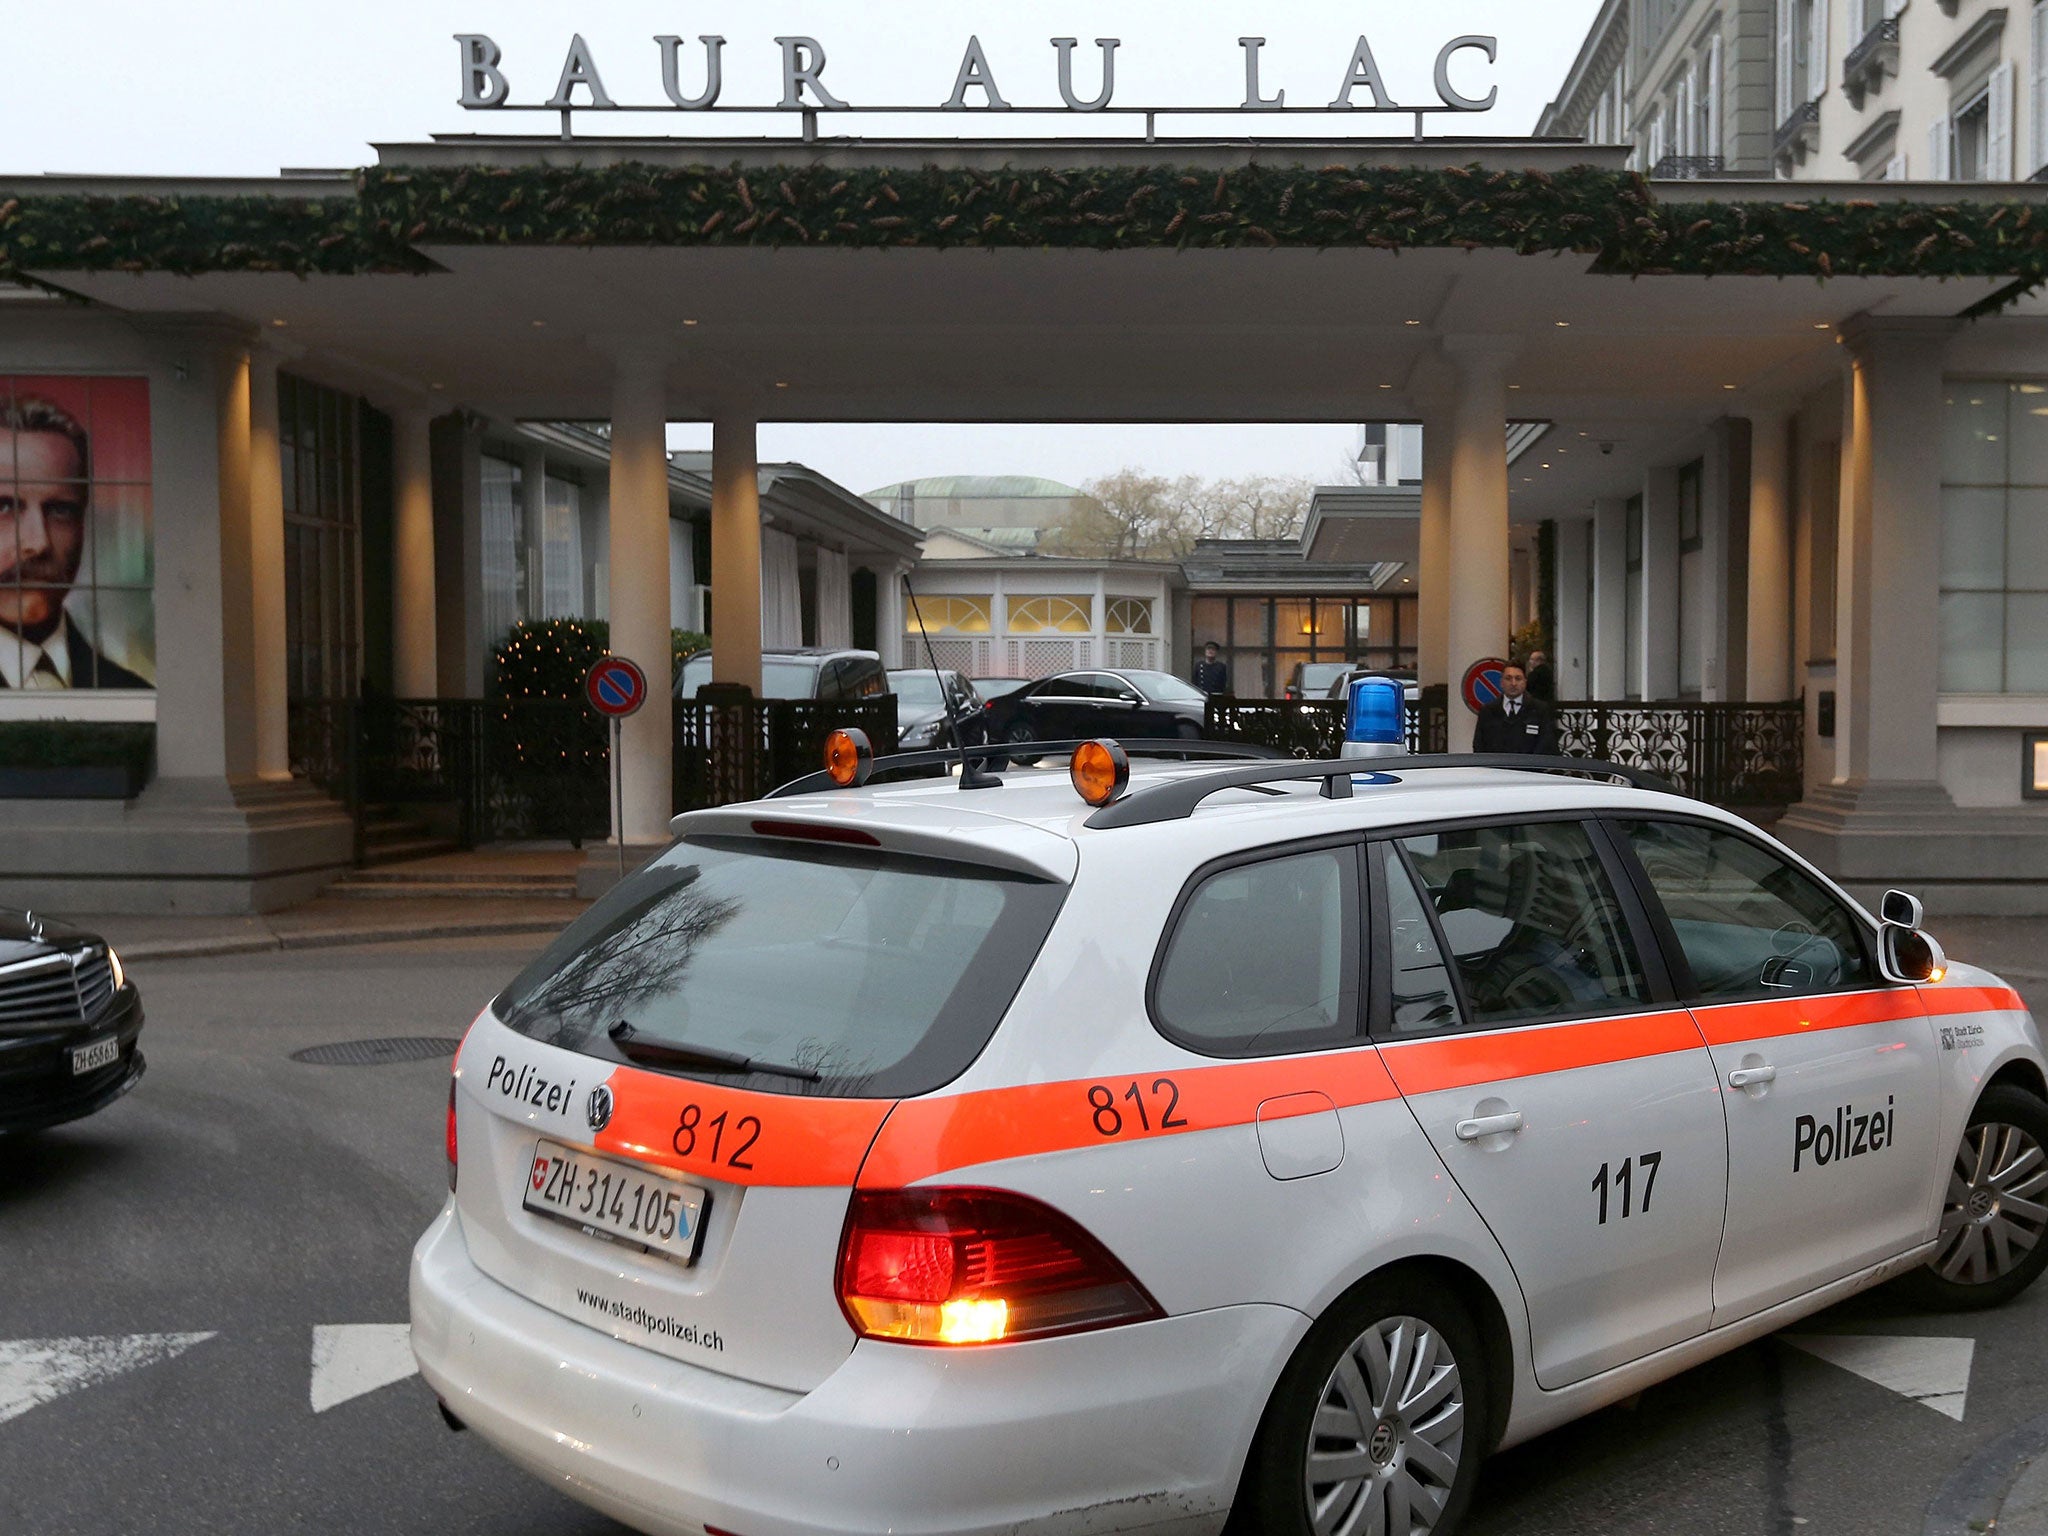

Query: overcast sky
14;0;1602;496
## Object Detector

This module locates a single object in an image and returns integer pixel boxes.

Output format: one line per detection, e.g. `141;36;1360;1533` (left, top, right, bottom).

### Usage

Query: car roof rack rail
1084;752;1678;830
767;738;1285;799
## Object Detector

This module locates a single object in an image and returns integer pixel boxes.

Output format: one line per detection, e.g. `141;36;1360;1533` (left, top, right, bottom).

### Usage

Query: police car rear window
495;838;1066;1099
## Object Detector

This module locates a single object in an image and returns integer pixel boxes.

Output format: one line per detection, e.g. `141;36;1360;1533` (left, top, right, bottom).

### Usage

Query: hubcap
1304;1315;1465;1536
1935;1121;2048;1285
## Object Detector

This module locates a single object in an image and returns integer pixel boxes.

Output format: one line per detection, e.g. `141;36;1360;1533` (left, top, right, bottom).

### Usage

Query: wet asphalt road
3;934;2046;1536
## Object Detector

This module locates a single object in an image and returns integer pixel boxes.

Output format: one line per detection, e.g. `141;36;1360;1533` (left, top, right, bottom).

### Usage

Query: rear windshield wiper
607;1020;823;1083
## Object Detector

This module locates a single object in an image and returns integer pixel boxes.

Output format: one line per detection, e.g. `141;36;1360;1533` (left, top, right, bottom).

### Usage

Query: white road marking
310;1324;417;1413
1781;1333;1976;1421
0;1333;215;1426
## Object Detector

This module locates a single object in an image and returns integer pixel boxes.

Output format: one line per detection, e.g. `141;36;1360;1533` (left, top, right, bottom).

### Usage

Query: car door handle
1455;1111;1524;1141
1728;1065;1777;1089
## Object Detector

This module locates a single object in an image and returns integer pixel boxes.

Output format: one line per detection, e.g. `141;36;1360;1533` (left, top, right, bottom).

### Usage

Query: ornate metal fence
289;695;905;859
1202;696;1803;808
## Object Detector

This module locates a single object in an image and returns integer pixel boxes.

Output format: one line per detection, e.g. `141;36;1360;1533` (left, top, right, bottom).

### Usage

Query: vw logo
1367;1419;1398;1467
586;1085;614;1133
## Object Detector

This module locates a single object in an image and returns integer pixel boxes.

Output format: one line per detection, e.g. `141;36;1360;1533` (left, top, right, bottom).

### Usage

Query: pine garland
3;162;2046;307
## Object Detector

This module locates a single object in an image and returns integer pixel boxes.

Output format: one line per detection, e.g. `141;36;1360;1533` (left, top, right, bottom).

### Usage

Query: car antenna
902;573;1001;790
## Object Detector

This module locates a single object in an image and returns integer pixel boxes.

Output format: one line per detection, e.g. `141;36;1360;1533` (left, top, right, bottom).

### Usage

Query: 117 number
1591;1151;1663;1224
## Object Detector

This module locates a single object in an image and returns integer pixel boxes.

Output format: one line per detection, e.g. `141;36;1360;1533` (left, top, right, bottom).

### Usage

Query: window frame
1361;812;1678;1043
1145;833;1368;1060
1599;812;1889;1003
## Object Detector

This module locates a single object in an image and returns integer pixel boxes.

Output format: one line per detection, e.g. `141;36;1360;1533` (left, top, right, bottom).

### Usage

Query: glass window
1398;822;1649;1027
1941;381;2048;693
1379;847;1461;1036
1106;596;1154;635
1154;845;1360;1057
1620;820;1869;998
496;839;1068;1098
1007;595;1092;634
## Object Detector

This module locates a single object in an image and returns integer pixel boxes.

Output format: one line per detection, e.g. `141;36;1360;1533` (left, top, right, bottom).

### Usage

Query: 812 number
1087;1078;1188;1138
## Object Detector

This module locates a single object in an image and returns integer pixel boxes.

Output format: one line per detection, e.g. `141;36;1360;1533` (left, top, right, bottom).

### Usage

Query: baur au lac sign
455;33;1502;116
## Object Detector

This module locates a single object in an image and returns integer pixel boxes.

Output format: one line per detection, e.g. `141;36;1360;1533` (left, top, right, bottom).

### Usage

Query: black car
984;669;1210;744
674;647;889;701
0;909;144;1135
893;669;989;751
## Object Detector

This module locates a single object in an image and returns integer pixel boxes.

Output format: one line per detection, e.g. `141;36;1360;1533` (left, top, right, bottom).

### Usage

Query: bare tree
1044;471;1317;560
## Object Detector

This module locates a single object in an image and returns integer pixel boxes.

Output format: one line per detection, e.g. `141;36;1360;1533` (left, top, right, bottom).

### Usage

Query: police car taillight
446;1079;458;1193
837;1188;1161;1346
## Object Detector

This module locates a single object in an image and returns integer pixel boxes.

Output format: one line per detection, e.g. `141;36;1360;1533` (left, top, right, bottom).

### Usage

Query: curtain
480;454;523;645
815;547;853;649
761;528;804;648
541;475;583;618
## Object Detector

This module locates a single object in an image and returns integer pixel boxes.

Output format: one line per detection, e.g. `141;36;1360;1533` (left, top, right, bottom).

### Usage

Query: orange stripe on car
1922;985;2026;1017
857;1049;1401;1188
1377;1009;1705;1096
593;1064;892;1188
1691;987;1925;1047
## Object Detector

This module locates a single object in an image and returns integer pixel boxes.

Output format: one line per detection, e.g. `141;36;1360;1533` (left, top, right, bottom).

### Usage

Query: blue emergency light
1341;675;1406;760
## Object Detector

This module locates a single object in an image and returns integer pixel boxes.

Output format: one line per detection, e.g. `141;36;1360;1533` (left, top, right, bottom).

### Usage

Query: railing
1774;100;1821;158
1203;697;1804;808
289;695;904;857
1843;18;1900;88
1649;155;1730;180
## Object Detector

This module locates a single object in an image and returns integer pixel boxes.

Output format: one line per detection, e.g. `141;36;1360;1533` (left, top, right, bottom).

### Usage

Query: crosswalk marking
310;1324;418;1413
0;1333;215;1425
1781;1333;1976;1421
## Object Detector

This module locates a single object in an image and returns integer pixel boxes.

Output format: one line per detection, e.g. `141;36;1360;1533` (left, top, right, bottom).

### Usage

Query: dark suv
674;648;889;701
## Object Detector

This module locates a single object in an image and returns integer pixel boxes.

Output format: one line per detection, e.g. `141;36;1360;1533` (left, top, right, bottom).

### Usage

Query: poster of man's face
0;376;154;690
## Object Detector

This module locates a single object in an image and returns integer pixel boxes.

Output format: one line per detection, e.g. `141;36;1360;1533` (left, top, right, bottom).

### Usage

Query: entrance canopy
7;139;2048;517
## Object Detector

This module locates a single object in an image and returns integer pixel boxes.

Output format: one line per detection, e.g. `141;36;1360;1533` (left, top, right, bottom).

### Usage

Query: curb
123;915;572;963
1924;1408;2048;1536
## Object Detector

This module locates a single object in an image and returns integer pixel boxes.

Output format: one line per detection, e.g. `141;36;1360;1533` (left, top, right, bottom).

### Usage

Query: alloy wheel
1304;1314;1465;1536
1935;1121;2048;1285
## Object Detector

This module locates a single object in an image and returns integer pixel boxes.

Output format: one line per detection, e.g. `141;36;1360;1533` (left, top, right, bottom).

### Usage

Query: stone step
357;837;465;867
336;867;572;886
326;877;579;901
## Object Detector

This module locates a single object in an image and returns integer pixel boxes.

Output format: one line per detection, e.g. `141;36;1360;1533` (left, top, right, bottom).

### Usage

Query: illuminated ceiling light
1554;320;1570;328
1509;384;1522;391
1404;319;1423;326
1815;322;1832;330
1379;383;1394;390
1724;383;1738;390
431;382;445;391
682;318;700;327
775;381;790;389
270;318;288;327
531;319;547;328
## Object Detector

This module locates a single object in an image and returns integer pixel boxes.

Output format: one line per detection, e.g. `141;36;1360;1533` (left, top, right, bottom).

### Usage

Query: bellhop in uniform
1472;662;1558;755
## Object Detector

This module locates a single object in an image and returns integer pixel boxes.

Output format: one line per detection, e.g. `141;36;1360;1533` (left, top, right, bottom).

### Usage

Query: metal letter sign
453;32;1501;143
1462;657;1509;716
585;657;648;718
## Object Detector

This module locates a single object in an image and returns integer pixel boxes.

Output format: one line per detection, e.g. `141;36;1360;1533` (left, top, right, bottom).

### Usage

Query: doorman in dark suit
1472;662;1558;755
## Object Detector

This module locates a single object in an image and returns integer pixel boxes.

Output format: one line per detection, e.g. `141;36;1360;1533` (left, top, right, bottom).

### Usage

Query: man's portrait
0;378;155;690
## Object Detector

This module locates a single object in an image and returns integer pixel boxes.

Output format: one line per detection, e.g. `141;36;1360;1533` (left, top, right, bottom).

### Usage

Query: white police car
411;735;2047;1536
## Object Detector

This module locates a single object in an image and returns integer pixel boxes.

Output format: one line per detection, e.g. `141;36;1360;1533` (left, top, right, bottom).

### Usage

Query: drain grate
291;1036;461;1067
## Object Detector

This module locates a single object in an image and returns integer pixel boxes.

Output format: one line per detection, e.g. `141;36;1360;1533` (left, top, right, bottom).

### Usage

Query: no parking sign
1461;657;1509;715
584;656;648;718
584;656;648;879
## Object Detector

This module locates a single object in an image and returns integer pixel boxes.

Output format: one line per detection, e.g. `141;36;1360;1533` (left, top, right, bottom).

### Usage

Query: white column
1590;497;1629;699
1641;466;1681;700
245;349;290;777
1555;516;1591;702
1443;342;1514;753
607;352;674;845
521;443;548;621
1837;320;1952;790
1417;395;1454;694
391;407;438;697
213;343;258;778
710;415;764;693
1746;408;1794;701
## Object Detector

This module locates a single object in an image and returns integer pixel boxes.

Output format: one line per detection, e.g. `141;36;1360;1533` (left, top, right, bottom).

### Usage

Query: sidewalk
81;894;587;962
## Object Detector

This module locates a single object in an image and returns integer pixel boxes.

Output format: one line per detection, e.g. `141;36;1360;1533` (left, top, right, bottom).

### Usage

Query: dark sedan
0;909;144;1135
984;669;1210;744
894;669;989;751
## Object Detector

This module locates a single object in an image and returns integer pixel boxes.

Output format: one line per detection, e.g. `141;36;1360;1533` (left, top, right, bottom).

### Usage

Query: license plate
70;1037;119;1075
521;1139;707;1263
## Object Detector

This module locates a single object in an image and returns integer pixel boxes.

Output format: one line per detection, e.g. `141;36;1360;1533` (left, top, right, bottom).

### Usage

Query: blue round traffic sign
584;656;649;718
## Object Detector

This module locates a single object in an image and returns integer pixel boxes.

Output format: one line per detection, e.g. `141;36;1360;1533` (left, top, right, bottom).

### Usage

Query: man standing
0;395;147;690
1526;648;1556;702
1472;661;1557;755
1193;640;1229;697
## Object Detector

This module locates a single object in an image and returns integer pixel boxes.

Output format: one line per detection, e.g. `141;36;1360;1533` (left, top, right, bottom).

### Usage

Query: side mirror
1880;889;1924;930
1879;925;1947;985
